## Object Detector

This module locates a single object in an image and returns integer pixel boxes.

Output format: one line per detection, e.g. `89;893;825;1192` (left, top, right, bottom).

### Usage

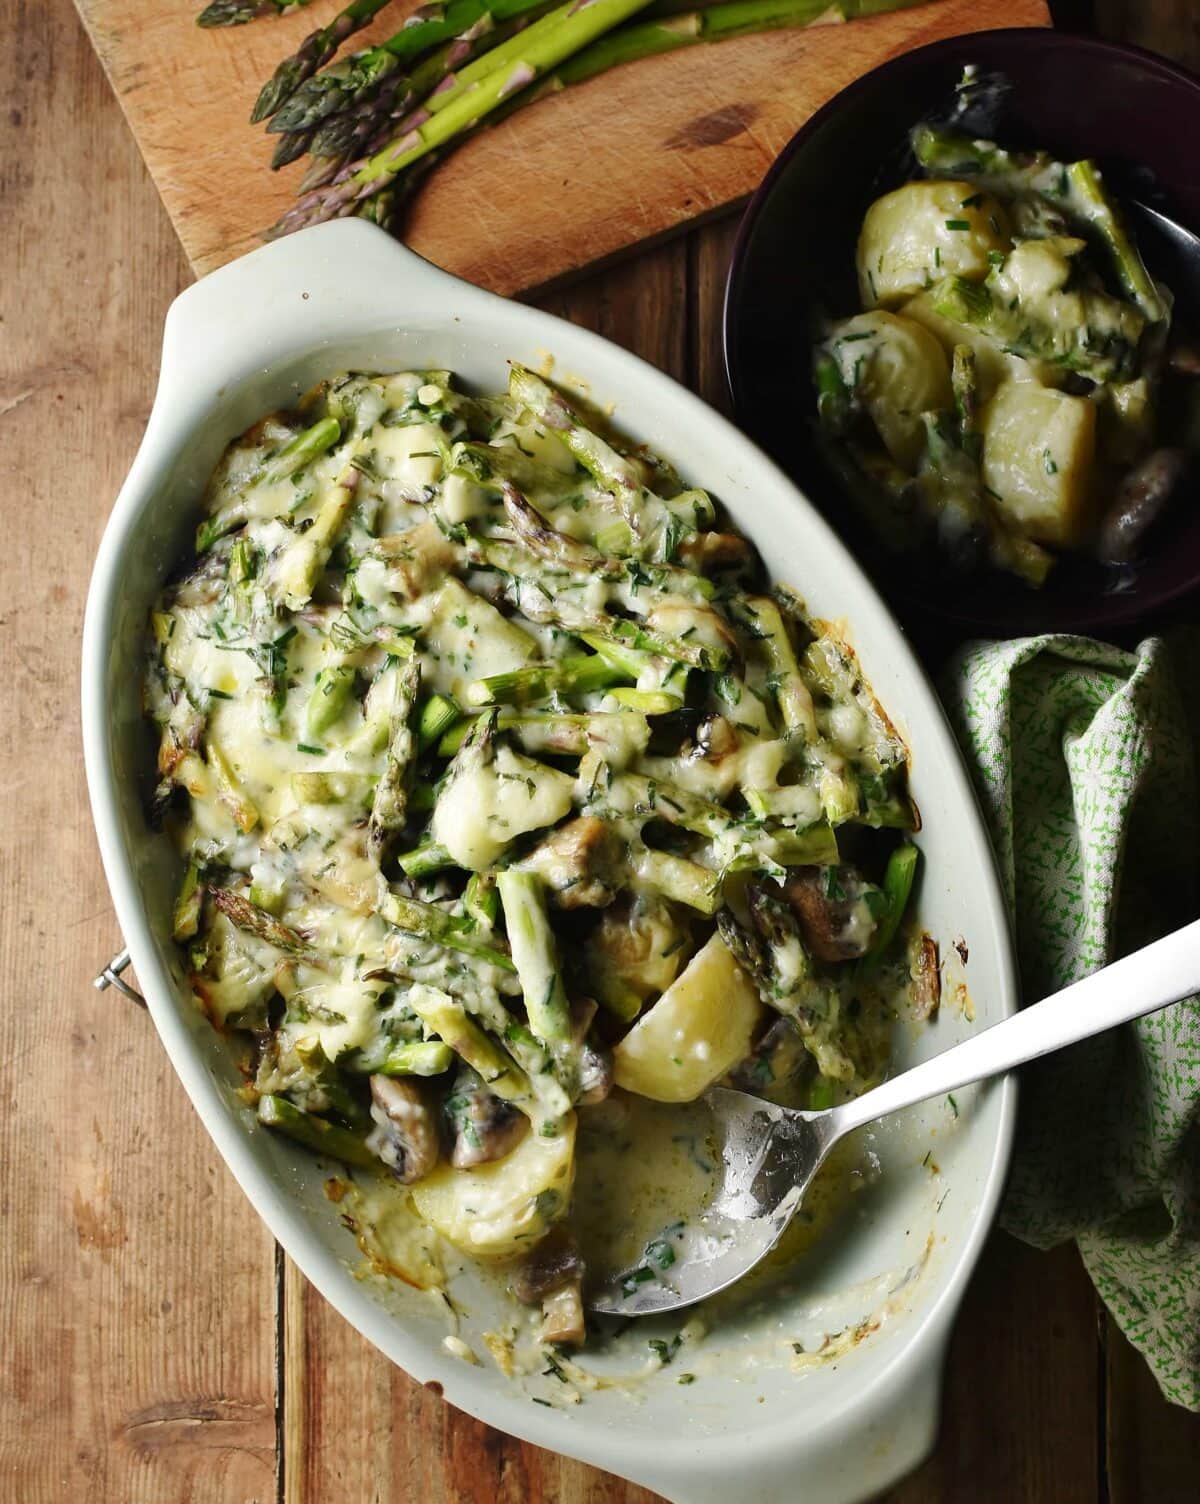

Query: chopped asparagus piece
258;1094;376;1168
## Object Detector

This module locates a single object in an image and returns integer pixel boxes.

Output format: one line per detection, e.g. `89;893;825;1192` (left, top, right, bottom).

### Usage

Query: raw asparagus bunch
252;0;397;123
254;0;932;238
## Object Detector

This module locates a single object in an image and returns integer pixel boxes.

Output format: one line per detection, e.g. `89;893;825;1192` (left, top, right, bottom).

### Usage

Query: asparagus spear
464;652;627;707
367;656;422;860
266;472;358;611
1066;159;1166;323
252;0;396;124
736;596;816;739
287;0;561;172
258;1094;377;1166
416;691;461;750
405;984;531;1103
934;272;1143;384
857;843;919;973
507;365;699;558
373;1039;457;1076
196;415;342;552
268;0;661;238
378;891;517;971
199;0;313;27
497;869;572;1043
173;862;204;941
210;886;315;954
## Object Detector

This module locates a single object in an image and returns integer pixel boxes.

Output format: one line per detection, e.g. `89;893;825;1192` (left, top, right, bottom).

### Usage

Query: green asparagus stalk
258;1093;376;1166
306;662;357;738
268;0;660;237
374;1039;457;1076
465;652;627;707
950;344;981;459
172;862;205;941
394;838;455;876
631;847;720;913
290;0;561;167
196;415;341;552
439;710;593;756
368;656;422;860
199;0;313;27
378;892;517;971
1066;159;1166;323
405;985;531;1103
857;843;919;973
497;869;572;1043
416;691;462;750
737;596;816;739
463;870;500;928
252;0;395;123
267;473;357;611
210;886;314;954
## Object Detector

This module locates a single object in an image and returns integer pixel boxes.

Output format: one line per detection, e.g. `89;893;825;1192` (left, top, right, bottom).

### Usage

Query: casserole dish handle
154;221;473;408
631;1339;946;1504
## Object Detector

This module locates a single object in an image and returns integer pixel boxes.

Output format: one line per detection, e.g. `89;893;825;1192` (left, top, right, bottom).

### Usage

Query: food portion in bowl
143;363;929;1348
813;124;1193;584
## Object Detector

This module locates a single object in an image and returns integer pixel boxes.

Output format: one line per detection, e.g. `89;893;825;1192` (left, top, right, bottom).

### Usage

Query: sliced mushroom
511;1225;585;1304
728;1015;810;1093
366;1075;441;1183
564;997;613;1107
690;712;739;764
526;816;622;910
1098;448;1189;563
443;1068;528;1169
539;1281;586;1347
676;530;758;577
783;866;881;964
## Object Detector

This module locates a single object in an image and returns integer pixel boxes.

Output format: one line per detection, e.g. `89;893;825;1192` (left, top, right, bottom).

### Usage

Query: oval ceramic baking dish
82;219;1017;1504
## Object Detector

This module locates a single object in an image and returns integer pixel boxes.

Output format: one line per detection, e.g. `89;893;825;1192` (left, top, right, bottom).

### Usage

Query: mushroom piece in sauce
511;1226;587;1347
443;1067;529;1169
366;1075;442;1184
783;865;883;963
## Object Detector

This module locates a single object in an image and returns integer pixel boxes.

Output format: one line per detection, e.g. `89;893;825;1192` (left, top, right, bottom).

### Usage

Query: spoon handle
829;917;1200;1140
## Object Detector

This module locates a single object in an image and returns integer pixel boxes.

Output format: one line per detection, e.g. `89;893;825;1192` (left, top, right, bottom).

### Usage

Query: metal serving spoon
588;917;1200;1316
1128;200;1200;318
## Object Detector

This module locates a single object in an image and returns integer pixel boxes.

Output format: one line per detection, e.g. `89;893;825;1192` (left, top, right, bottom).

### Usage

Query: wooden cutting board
73;0;1048;296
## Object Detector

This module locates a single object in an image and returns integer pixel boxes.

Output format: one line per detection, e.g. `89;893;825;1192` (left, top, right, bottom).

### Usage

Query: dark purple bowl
724;29;1200;638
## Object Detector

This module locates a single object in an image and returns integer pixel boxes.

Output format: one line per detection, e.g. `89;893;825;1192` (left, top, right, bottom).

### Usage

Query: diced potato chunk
982;383;1097;546
432;744;575;871
410;1113;575;1260
612;933;763;1103
857;180;1011;309
422;577;536;701
829;311;952;471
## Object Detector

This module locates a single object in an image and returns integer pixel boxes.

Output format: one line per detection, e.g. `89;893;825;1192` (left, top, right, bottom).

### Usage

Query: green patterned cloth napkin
941;630;1200;1409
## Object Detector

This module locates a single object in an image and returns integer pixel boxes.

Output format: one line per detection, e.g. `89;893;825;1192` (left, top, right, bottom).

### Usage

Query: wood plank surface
5;0;1200;1500
70;0;1046;295
0;6;279;1503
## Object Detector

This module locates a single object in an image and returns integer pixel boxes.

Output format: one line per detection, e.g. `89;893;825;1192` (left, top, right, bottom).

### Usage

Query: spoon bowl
589;917;1200;1317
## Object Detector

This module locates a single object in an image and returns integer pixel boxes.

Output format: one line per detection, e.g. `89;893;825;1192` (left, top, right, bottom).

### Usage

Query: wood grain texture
6;0;1200;1499
70;0;1046;294
0;4;279;1502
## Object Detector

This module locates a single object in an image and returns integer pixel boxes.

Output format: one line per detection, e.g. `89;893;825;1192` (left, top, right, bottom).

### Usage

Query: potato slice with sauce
981;382;1098;546
410;1113;576;1260
829;311;952;471
612;933;763;1103
858;180;1011;309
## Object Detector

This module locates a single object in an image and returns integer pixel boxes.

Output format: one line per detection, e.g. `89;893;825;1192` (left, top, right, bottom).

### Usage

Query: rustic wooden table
4;0;1200;1498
